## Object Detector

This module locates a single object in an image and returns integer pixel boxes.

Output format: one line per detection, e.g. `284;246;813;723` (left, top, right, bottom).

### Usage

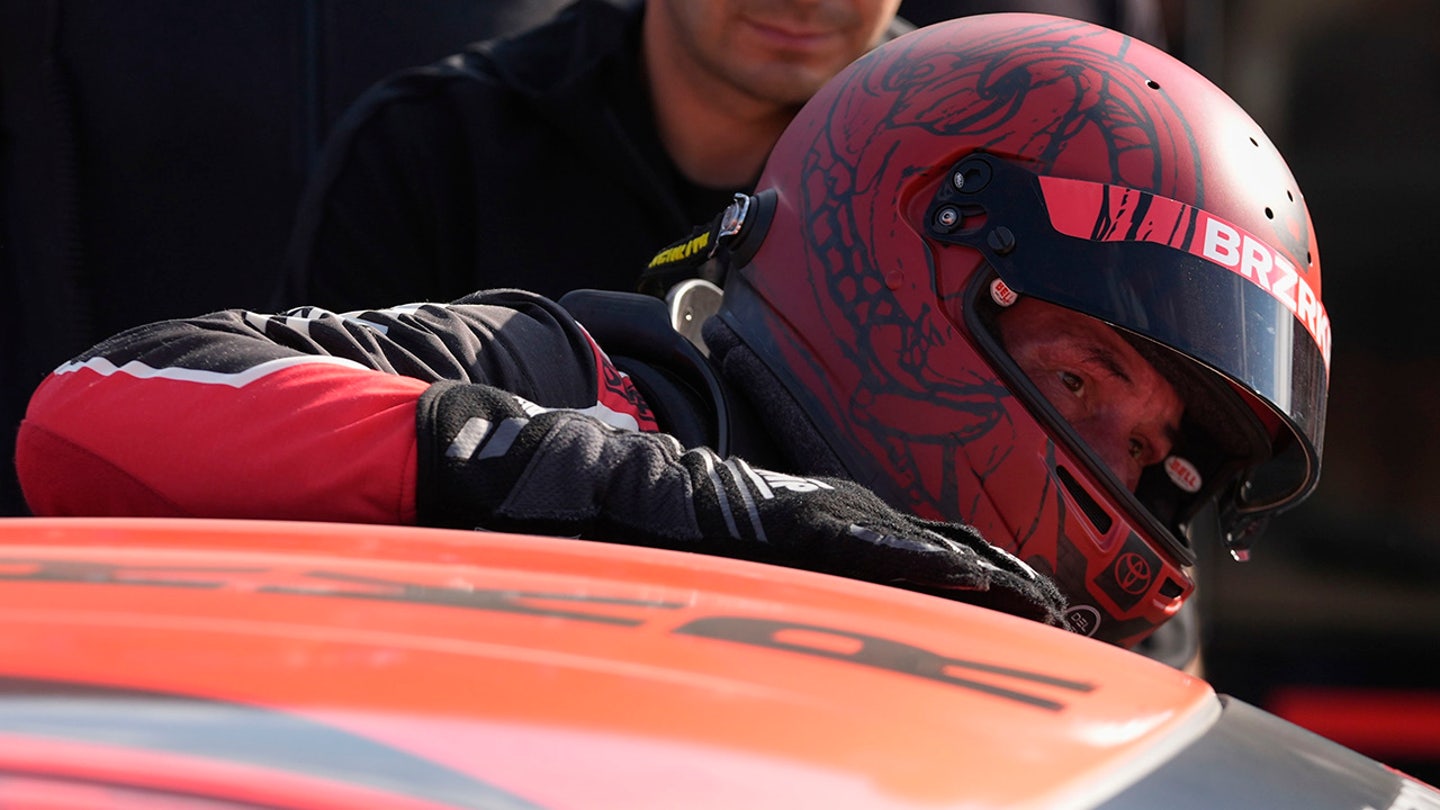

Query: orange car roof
0;518;1217;809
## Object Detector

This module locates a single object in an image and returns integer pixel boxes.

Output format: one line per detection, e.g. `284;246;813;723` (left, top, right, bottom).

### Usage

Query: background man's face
995;298;1185;492
650;0;903;106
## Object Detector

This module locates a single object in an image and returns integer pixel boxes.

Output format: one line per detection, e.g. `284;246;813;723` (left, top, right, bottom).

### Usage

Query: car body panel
0;517;1430;809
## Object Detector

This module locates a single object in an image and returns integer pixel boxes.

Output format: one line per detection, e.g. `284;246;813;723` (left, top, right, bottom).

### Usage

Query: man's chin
732;65;841;107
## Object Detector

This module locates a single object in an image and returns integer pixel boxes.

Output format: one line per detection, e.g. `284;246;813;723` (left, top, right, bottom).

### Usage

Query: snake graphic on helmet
712;13;1329;647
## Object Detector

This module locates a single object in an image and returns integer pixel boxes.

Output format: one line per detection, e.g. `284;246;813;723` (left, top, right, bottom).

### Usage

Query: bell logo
989;278;1019;307
1164;455;1203;494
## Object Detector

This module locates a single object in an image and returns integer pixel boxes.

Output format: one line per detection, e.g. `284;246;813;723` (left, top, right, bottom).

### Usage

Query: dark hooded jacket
280;0;743;311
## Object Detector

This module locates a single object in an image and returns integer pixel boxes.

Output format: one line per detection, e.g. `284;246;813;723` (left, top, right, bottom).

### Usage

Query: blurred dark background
1190;0;1440;785
2;0;1437;782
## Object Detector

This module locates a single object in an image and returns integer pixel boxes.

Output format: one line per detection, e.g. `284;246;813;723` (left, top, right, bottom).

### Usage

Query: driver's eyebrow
1083;342;1184;448
1082;345;1132;385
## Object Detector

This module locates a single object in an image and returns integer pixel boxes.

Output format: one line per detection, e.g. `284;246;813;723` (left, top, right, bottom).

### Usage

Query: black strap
636;193;752;297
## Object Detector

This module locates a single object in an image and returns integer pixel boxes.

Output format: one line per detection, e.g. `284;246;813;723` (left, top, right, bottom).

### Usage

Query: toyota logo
1115;552;1152;594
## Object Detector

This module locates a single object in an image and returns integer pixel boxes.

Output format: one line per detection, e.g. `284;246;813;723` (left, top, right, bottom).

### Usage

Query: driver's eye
1059;371;1083;394
1129;437;1145;459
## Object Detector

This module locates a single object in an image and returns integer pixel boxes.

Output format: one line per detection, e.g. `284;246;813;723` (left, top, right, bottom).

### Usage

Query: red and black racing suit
17;290;657;523
14;289;1068;628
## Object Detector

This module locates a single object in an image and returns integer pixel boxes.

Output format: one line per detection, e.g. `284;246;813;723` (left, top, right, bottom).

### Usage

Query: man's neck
641;14;795;189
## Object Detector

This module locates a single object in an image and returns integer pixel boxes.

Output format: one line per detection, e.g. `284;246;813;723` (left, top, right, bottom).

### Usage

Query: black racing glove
417;382;1066;627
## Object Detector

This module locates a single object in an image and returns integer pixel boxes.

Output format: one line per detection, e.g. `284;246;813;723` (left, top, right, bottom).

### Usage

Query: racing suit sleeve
16;291;654;523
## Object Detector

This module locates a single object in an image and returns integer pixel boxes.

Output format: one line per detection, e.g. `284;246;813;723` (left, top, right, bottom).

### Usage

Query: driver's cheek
1037;382;1145;492
1071;414;1143;492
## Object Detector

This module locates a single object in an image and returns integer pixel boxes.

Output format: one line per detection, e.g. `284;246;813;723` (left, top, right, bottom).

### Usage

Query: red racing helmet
713;13;1328;647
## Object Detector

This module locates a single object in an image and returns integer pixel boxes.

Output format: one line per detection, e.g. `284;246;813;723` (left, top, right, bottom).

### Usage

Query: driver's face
995;298;1184;492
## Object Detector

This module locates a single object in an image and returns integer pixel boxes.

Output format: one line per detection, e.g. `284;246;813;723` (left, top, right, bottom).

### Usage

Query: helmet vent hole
1287;190;1295;202
1056;466;1114;534
1158;578;1186;599
1264;207;1274;219
1250;136;1260;147
1146;79;1160;90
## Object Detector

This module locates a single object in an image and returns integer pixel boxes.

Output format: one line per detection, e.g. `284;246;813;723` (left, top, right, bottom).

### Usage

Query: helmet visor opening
929;154;1326;529
968;279;1258;563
